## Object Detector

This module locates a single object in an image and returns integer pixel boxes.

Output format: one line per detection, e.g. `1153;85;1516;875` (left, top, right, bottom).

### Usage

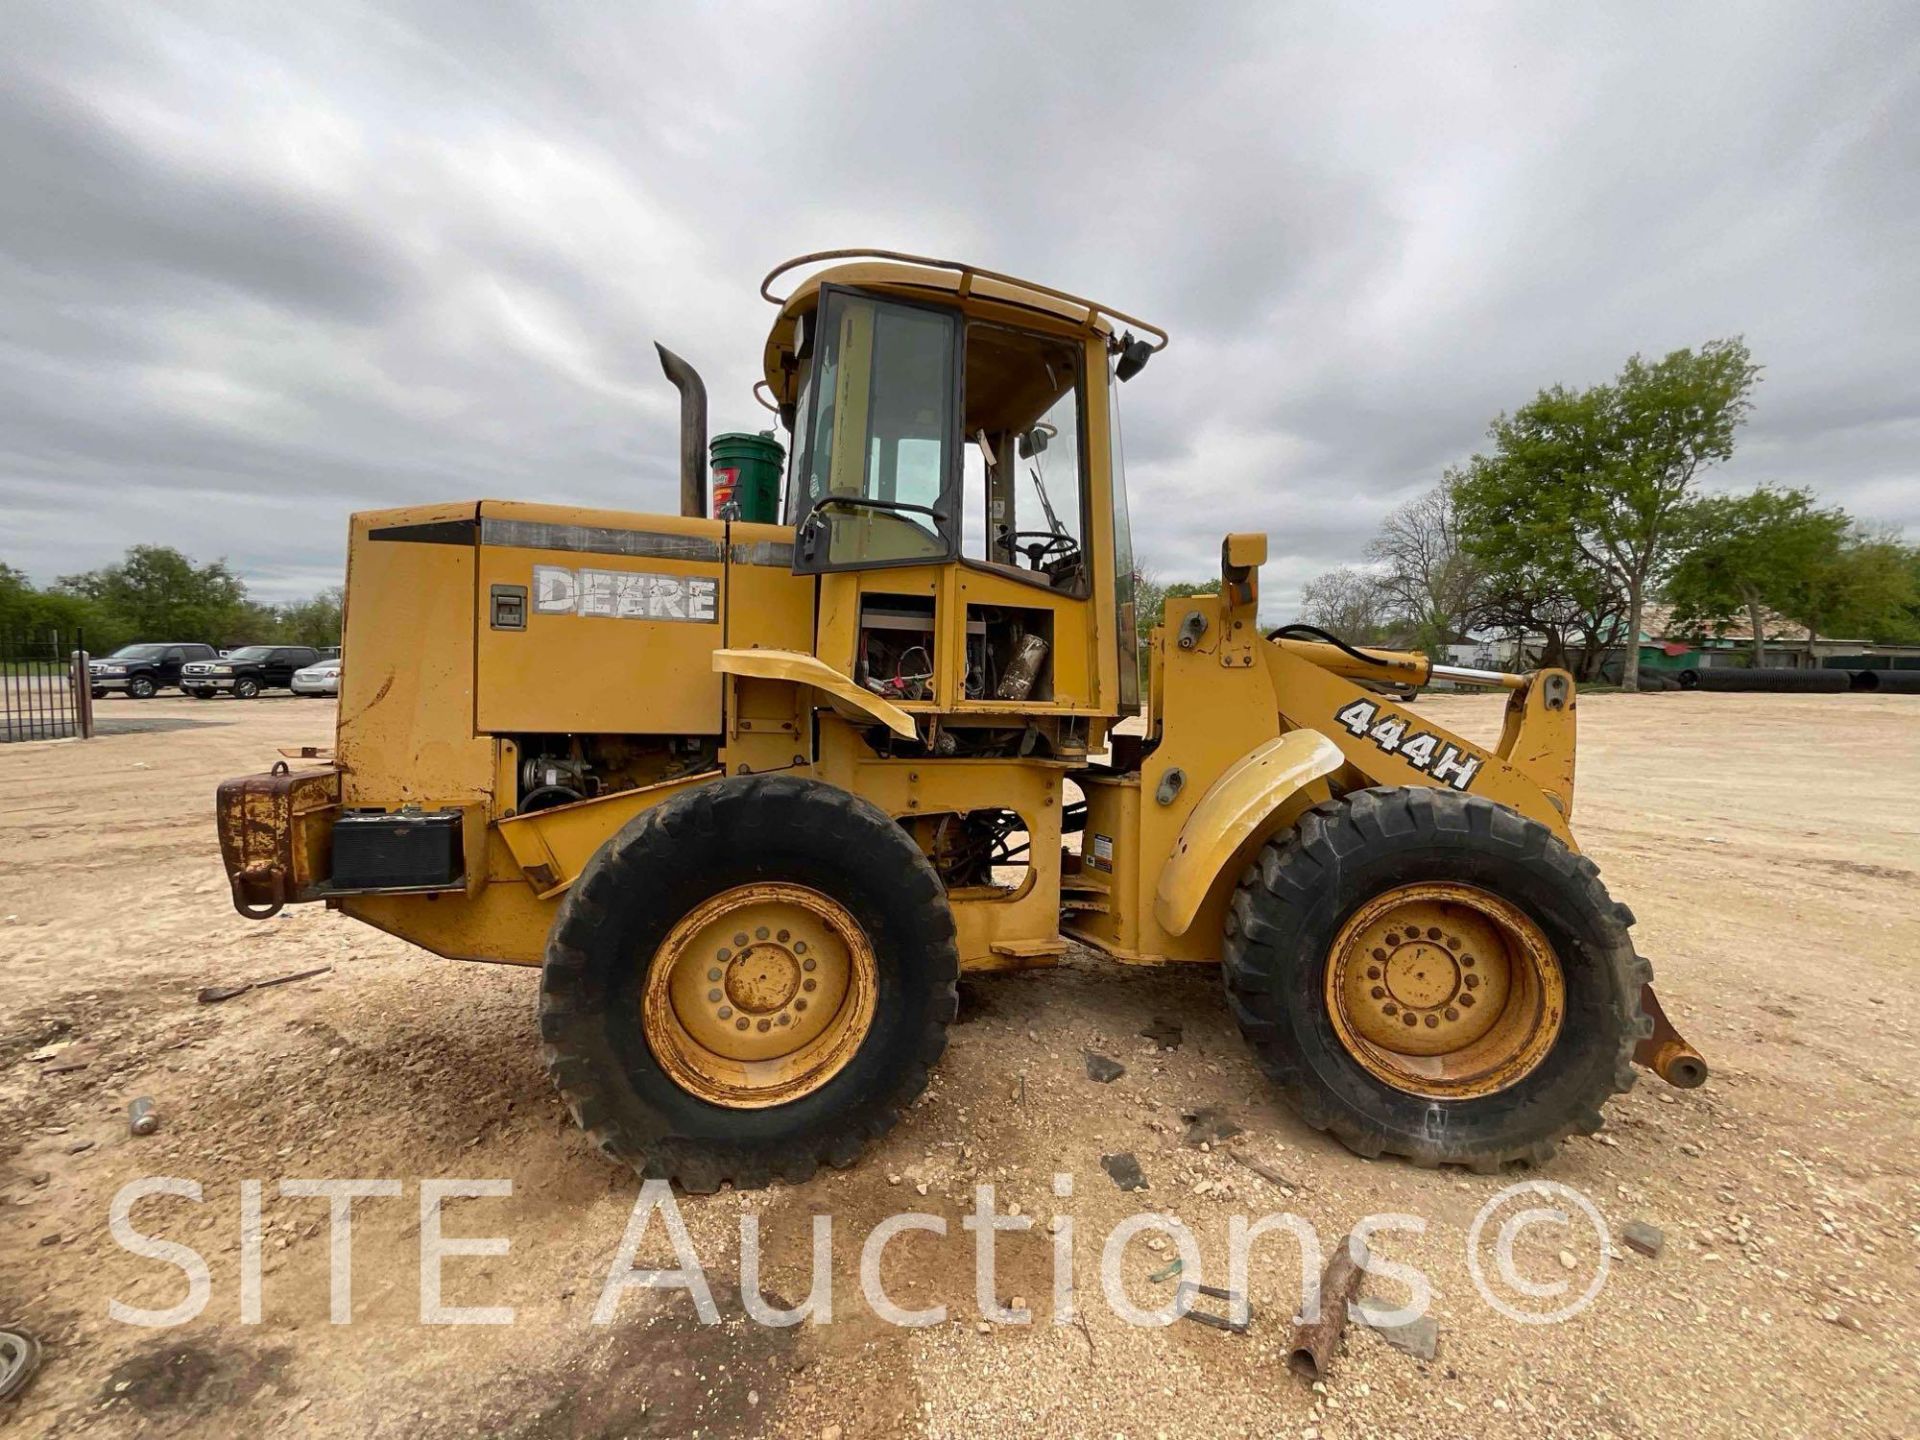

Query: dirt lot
1;690;1915;1438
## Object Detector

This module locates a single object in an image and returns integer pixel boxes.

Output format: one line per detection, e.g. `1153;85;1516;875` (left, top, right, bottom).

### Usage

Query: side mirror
1114;332;1153;383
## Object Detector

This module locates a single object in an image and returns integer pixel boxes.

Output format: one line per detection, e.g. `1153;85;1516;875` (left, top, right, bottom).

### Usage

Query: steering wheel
1009;530;1080;570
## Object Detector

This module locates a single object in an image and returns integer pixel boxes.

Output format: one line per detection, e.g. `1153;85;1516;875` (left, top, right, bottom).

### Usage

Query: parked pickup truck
182;645;322;700
89;643;219;698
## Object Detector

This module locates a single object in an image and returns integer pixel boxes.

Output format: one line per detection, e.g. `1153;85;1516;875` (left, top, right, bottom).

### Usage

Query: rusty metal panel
215;765;341;915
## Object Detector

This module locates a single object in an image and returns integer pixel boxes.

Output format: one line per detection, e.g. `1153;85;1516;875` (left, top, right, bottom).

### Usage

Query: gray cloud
1;0;1914;612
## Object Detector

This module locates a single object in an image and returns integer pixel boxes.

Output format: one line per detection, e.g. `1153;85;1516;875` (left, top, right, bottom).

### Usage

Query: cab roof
758;250;1167;407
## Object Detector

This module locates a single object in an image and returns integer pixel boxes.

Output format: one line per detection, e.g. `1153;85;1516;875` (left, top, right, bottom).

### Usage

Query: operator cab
761;251;1163;718
783;287;1089;593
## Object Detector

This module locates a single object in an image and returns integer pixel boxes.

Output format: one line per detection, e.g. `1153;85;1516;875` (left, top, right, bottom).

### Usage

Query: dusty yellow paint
1153;731;1345;936
713;647;918;740
225;255;1586;995
496;768;723;898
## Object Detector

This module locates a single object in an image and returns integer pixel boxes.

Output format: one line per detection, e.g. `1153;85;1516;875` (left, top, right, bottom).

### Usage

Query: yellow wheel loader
215;250;1706;1190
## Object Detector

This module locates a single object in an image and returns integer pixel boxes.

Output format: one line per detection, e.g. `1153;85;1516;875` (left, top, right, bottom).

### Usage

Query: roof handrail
759;248;1168;353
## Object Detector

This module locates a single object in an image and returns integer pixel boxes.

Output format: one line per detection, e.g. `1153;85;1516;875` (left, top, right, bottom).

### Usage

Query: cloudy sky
3;1;1915;609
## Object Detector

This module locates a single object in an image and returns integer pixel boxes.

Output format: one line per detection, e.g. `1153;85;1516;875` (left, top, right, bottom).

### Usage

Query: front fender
1152;730;1344;936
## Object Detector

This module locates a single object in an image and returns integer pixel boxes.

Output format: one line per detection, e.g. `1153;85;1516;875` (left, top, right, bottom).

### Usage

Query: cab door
791;286;963;576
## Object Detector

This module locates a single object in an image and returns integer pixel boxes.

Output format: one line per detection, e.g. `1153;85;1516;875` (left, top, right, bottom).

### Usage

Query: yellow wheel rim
1324;882;1564;1100
642;882;877;1109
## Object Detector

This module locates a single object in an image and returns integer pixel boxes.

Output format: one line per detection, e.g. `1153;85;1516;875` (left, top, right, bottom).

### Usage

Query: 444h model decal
1333;700;1484;792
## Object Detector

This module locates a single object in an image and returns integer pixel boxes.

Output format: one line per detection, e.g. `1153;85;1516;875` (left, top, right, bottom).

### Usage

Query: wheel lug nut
1460;994;1475;1007
802;958;817;972
777;929;791;943
1465;974;1480;989
1371;947;1387;962
1366;966;1381;980
1426;926;1442;941
707;989;722;1003
1382;1002;1398;1016
794;941;809;955
734;932;748;947
734;1018;749;1031
777;1013;791;1026
757;1019;771;1032
1385;932;1400;946
717;949;731;963
1370;986;1386;999
802;978;817;992
1461;955;1475;968
1402;1013;1418;1027
707;968;722;982
795;999;808;1012
1424;1014;1438;1028
756;926;770;941
1445;1007;1459;1021
718;1006;732;1020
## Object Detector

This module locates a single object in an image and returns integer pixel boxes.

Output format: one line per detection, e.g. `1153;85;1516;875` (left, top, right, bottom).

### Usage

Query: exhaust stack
655;343;708;518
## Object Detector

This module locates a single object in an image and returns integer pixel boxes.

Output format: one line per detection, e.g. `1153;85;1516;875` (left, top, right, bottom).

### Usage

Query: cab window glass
961;324;1087;594
795;289;959;571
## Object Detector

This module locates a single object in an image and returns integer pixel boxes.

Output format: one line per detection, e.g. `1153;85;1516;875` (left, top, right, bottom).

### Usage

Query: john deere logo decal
532;565;718;624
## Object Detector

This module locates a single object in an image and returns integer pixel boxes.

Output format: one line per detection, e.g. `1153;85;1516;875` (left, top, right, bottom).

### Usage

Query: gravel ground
0;689;1915;1439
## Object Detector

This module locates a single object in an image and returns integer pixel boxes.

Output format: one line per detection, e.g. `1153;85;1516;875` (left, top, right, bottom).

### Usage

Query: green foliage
1454;339;1760;687
0;561;127;649
56;545;250;644
1665;487;1848;662
261;587;345;649
1450;463;1627;680
3;546;343;654
1771;527;1915;650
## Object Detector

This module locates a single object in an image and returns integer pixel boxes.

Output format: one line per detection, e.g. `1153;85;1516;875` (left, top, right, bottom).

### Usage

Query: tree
1366;483;1483;657
0;561;127;650
1452;463;1627;681
1770;526;1915;655
56;545;250;643
1458;339;1760;689
1665;487;1848;667
265;587;346;649
1297;566;1395;641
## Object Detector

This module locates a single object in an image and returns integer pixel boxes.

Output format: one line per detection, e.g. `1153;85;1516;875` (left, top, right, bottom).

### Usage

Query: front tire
540;775;959;1191
128;675;156;699
233;677;260;699
1223;787;1649;1170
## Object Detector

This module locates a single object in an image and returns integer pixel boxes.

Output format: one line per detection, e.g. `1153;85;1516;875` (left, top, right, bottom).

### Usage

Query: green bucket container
709;431;785;524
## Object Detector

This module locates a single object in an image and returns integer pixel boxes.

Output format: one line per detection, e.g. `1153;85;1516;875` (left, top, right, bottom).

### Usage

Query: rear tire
540;775;959;1191
1223;786;1649;1170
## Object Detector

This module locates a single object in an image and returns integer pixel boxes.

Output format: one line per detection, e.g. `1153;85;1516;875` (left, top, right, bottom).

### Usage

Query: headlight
211;665;234;675
98;665;125;675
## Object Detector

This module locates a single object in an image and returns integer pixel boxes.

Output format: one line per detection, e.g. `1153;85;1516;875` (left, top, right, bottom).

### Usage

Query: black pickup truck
182;645;322;700
89;643;219;698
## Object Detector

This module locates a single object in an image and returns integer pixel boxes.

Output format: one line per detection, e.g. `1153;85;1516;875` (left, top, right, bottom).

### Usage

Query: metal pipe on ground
1678;667;1852;693
1287;1233;1368;1381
